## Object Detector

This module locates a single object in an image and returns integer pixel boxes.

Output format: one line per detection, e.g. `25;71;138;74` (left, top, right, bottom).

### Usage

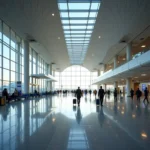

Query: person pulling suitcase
98;86;105;106
75;87;82;106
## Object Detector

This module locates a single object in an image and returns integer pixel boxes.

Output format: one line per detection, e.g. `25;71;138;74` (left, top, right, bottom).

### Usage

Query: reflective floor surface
0;94;150;150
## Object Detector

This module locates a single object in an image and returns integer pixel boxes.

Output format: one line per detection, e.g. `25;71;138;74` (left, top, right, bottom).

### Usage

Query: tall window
0;20;24;93
29;48;48;93
55;65;98;90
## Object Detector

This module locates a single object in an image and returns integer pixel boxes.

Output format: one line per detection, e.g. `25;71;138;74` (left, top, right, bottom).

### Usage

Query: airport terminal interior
0;0;150;149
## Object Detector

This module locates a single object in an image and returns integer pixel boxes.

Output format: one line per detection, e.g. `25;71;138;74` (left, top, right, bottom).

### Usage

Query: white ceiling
0;0;150;71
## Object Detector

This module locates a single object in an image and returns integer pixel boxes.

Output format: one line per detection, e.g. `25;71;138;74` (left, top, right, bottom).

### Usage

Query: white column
114;55;117;69
114;81;118;89
24;40;29;93
53;70;55;90
17;42;21;81
98;70;100;76
36;53;38;74
49;64;53;90
126;43;132;61
104;84;107;91
126;78;132;96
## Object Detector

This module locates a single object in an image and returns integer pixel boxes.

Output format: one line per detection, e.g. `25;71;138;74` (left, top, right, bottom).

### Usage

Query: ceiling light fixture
141;45;146;48
52;13;55;16
58;37;60;40
141;74;146;76
98;36;101;39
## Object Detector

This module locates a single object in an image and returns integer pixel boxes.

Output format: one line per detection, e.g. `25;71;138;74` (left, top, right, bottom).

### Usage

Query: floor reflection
0;94;150;150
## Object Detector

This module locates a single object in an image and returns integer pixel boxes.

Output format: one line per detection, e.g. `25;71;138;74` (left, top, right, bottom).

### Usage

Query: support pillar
98;70;101;76
49;64;53;91
17;42;21;81
114;81;118;89
126;43;132;61
104;84;107;91
126;78;132;96
24;40;29;93
114;56;117;69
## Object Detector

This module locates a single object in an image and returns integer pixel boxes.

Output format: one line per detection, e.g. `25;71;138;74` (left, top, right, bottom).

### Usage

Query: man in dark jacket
98;86;105;106
143;87;149;103
76;87;82;106
114;88;118;101
136;88;142;101
130;88;134;100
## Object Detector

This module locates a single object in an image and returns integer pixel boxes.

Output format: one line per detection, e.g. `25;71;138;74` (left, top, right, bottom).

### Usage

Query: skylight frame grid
58;0;100;65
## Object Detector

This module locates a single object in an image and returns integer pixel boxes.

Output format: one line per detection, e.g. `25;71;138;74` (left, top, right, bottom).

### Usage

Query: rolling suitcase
96;99;100;105
73;99;76;105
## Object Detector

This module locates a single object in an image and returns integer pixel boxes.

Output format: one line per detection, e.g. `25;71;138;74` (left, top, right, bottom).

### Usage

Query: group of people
2;88;19;103
130;87;149;103
75;86;149;107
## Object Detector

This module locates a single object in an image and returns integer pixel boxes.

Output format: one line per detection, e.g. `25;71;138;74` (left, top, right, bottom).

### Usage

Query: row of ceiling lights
52;13;101;41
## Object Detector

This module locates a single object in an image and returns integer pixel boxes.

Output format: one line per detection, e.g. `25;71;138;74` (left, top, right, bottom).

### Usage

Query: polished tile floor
0;94;150;150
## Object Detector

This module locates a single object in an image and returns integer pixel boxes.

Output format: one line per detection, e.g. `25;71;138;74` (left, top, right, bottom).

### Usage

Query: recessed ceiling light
141;74;146;76
58;37;60;39
141;132;147;138
141;45;146;48
52;13;55;16
98;36;101;39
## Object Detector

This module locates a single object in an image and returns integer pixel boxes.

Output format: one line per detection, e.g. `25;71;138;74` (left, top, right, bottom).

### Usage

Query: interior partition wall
0;19;24;94
55;65;98;90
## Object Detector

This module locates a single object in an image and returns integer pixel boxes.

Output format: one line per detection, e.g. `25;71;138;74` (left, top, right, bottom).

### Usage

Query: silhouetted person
130;88;134;100
2;88;9;103
114;88;117;101
98;86;105;106
108;90;110;96
34;89;40;97
85;89;87;97
89;90;92;96
136;88;142;101
76;87;82;106
93;89;97;99
120;90;122;95
143;87;149;103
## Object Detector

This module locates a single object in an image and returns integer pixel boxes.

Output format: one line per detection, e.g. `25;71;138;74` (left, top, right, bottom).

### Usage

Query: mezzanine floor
0;94;150;150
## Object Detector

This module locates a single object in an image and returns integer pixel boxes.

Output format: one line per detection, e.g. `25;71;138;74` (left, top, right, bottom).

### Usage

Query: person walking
130;88;134;100
93;89;97;99
89;90;92;96
114;88;118;101
136;88;142;101
143;87;149;103
76;87;82;106
98;86;105;106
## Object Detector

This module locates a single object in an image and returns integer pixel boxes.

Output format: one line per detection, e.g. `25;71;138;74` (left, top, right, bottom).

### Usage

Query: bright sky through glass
58;0;101;65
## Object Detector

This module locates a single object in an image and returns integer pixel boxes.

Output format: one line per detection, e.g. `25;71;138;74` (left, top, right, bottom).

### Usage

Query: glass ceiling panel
62;20;70;24
69;12;89;18
68;3;90;10
69;20;88;24
58;0;101;65
89;12;98;17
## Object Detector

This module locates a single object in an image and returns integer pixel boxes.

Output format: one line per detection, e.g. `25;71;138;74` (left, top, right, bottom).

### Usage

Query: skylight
58;0;101;65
